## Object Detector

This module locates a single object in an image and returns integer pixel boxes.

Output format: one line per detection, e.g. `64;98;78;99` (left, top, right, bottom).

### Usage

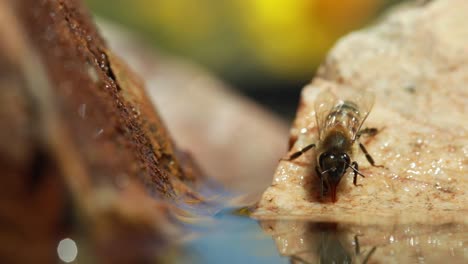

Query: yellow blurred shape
137;0;217;47
89;0;383;80
238;0;381;78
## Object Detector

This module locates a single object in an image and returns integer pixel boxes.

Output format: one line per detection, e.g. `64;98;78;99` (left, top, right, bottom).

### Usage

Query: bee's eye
319;152;331;167
319;153;326;167
342;153;351;164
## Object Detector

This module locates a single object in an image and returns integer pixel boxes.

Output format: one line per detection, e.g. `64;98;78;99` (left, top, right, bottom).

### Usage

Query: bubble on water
57;238;78;263
115;173;130;189
87;64;99;83
93;128;104;139
78;104;86;119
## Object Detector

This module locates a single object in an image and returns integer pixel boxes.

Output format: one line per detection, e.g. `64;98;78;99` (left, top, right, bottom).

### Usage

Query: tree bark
0;0;201;263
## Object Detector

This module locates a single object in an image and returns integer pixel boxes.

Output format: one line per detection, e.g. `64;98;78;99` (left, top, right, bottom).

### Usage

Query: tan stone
255;0;468;224
254;0;468;262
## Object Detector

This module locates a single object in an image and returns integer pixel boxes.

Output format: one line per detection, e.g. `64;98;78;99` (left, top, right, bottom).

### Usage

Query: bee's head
318;152;351;202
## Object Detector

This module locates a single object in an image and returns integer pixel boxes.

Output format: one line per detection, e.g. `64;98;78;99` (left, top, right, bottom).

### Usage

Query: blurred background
85;0;406;119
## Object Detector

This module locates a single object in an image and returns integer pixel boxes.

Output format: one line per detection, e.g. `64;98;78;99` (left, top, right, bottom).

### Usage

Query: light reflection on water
183;208;288;264
57;238;78;263
50;205;467;263
177;203;468;264
256;219;468;264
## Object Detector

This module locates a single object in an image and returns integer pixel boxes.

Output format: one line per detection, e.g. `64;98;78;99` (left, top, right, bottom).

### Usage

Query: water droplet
300;128;308;134
45;27;55;41
78;104;86;119
57;238;78;263
93;128;104;139
100;61;108;71
87;64;98;83
115;173;130;189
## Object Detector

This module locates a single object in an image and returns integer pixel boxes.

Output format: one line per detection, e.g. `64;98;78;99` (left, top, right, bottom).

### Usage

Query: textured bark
0;0;201;263
99;21;289;195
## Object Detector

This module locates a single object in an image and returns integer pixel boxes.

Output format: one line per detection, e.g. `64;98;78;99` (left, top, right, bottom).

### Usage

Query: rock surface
255;0;468;225
254;0;468;262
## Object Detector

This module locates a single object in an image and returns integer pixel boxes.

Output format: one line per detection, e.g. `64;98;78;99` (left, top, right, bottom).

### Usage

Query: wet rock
255;0;468;225
255;1;468;262
259;219;467;263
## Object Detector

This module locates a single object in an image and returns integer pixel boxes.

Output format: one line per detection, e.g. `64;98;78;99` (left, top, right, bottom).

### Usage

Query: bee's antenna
345;162;366;177
320;168;335;174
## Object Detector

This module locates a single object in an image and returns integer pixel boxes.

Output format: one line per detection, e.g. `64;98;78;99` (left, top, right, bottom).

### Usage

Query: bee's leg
315;166;324;198
362;246;377;264
351;161;363;186
357;127;385;167
358;142;384;168
354;235;361;254
356;127;379;139
281;143;316;161
290;255;312;264
354;234;377;264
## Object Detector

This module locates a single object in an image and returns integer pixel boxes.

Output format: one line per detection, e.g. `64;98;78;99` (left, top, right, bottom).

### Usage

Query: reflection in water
289;223;376;264
258;219;468;263
290;224;376;264
259;221;377;264
183;207;289;264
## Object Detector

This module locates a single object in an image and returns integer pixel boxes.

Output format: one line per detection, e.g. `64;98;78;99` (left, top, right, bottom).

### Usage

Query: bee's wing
314;89;338;141
349;88;375;140
314;88;375;141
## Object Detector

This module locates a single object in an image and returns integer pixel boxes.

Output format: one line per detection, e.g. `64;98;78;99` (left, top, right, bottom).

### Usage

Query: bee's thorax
320;129;353;154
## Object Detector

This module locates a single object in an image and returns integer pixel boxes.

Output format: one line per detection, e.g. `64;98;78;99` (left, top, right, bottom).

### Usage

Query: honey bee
283;88;383;202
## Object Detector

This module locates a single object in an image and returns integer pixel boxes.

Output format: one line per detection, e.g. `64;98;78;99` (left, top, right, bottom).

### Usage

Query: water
184;209;288;264
179;208;467;264
47;199;467;263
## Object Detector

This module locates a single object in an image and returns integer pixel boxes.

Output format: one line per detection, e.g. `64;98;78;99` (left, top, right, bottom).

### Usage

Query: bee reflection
281;222;377;264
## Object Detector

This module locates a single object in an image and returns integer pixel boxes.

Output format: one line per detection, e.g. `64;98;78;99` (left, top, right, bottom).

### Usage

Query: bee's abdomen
324;101;361;138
